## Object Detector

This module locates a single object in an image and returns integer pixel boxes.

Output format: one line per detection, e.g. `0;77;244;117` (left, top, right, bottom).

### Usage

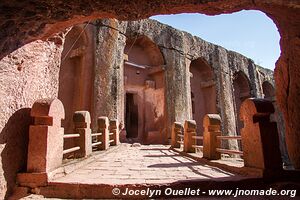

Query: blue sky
150;10;280;70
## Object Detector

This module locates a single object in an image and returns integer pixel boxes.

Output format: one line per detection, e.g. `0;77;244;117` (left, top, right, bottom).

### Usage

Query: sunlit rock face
1;0;300;197
95;18;280;150
0;17;282;198
0;0;299;169
0;38;64;199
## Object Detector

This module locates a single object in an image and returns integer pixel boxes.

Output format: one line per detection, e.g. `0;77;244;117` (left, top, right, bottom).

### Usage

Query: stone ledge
16;145;122;189
17;173;48;188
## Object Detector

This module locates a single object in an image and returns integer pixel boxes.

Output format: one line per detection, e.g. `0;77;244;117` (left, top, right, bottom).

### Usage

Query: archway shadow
0;108;32;199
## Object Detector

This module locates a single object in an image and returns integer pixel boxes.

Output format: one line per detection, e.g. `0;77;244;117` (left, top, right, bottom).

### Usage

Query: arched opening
233;71;251;134
151;11;280;70
0;3;298;159
189;58;217;134
262;81;275;100
123;36;166;144
58;25;94;134
1;2;300;198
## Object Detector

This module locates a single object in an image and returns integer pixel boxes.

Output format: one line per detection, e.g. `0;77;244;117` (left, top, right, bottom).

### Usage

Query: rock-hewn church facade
59;19;280;148
0;18;286;198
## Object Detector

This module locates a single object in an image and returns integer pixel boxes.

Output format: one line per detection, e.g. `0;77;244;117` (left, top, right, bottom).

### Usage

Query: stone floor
16;144;300;199
53;143;236;185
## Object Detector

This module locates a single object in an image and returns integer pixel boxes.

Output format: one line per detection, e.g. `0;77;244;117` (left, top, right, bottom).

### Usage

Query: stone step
34;177;269;199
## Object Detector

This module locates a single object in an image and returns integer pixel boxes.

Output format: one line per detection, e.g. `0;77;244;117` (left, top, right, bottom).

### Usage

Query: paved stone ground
17;144;300;199
53;143;235;185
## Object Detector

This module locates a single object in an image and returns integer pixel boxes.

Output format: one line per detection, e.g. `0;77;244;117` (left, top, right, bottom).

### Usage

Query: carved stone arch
233;70;252;135
262;80;275;100
124;35;165;67
58;24;93;134
123;34;167;144
189;57;217;135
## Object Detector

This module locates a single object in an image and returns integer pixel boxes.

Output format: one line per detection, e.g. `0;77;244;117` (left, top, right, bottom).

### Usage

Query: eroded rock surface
0;37;64;199
0;0;299;169
0;0;300;198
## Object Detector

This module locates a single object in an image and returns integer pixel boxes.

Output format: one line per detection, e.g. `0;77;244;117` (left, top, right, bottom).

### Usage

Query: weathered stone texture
227;51;260;97
88;18;280;149
93;19;127;130
212;47;239;150
0;38;63;198
256;65;289;164
105;19;270;145
0;1;299;170
240;99;282;171
0;16;285;198
0;0;300;196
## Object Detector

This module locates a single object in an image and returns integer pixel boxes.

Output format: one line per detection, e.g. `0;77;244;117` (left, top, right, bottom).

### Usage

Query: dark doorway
125;93;138;138
123;36;166;144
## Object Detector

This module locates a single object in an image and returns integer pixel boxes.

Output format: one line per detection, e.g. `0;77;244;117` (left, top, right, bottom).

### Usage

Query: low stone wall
0;18;281;198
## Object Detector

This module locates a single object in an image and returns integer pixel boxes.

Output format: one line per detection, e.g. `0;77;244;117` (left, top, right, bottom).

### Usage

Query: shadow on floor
143;147;235;179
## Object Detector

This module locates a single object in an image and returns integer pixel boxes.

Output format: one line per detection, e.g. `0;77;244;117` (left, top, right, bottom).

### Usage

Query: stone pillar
97;116;110;150
73;111;92;157
162;50;192;142
185;58;193;121
273;102;291;165
109;119;120;146
171;122;183;148
93;19;126;131
203;114;221;160
212;46;238;150
183;120;196;153
247;61;261;98
27;98;65;173
240;98;282;171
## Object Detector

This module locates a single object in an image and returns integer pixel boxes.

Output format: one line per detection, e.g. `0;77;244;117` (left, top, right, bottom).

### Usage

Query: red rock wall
0;1;300;197
93;19;126;131
0;38;64;198
0;2;299;168
124;36;166;144
58;24;95;134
